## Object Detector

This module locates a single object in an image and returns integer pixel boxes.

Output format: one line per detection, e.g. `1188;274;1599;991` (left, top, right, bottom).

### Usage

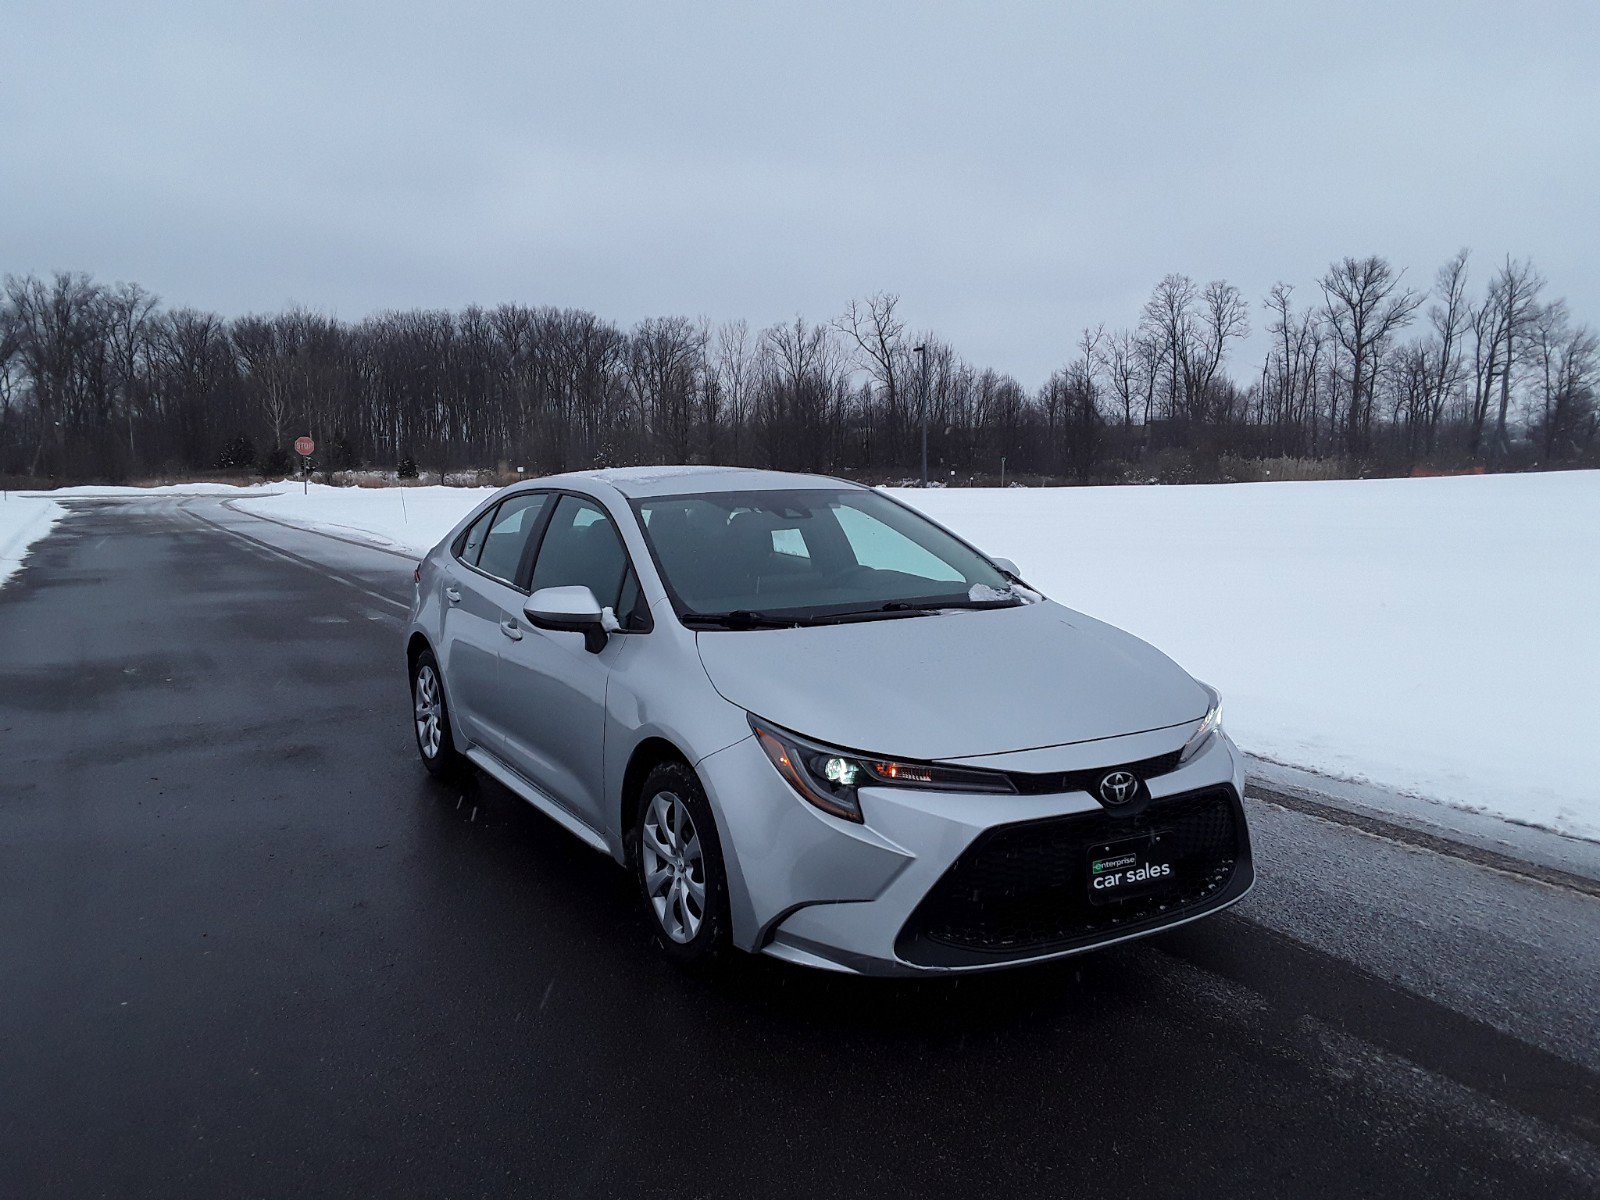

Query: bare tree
1466;294;1505;460
1528;302;1598;460
713;319;755;461
1140;273;1196;421
1263;283;1325;455
1419;250;1471;456
103;281;157;467
761;316;845;471
628;316;702;462
834;293;905;406
1319;255;1422;456
1193;281;1250;422
1101;328;1142;430
1486;257;1546;465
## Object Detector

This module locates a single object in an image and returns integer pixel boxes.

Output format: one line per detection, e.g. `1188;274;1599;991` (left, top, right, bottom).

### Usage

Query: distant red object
294;436;315;457
1410;466;1485;478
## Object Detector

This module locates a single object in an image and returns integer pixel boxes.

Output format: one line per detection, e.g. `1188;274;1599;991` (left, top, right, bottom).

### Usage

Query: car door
438;492;551;753
493;493;642;830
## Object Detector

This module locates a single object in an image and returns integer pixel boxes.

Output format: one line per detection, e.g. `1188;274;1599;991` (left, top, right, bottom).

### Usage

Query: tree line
1;249;1594;486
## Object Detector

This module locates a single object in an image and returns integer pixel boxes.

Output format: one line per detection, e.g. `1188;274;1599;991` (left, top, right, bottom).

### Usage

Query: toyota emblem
1098;770;1139;806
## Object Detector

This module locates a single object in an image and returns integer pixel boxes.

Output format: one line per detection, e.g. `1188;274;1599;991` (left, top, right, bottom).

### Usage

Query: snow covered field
0;493;64;590
897;474;1600;842
235;483;492;551
25;472;1598;840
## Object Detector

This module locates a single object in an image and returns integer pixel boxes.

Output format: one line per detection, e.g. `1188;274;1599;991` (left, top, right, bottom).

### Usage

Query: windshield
634;488;1017;625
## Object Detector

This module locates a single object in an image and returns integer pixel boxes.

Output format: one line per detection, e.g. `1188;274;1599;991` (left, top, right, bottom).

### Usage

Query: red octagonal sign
294;436;315;457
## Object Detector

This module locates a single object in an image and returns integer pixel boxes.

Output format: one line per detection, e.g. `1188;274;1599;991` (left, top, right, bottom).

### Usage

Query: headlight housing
749;716;1015;823
1179;692;1224;764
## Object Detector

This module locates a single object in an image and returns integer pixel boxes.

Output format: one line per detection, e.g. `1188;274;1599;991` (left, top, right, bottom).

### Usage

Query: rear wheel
632;761;730;964
411;649;465;778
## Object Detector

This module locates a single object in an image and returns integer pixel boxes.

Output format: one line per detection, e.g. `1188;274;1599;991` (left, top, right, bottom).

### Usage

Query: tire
631;760;731;965
411;649;466;779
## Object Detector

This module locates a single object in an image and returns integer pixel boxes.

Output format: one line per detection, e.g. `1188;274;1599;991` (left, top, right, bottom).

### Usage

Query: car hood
694;600;1209;762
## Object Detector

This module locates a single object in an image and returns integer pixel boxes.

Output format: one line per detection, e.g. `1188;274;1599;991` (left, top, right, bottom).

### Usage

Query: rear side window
457;506;496;566
476;493;550;584
530;496;630;611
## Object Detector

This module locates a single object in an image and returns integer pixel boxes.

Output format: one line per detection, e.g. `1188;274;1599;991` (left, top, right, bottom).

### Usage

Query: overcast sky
4;1;1596;386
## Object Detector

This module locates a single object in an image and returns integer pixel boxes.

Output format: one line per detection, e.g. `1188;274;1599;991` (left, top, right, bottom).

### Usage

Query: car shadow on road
411;763;1182;1043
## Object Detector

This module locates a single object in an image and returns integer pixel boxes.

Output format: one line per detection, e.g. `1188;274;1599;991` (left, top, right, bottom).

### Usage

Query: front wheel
411;649;465;779
632;761;731;965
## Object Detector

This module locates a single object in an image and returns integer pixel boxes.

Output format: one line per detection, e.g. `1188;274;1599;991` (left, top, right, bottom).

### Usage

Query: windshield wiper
929;596;1024;610
681;606;935;629
865;596;1022;616
680;609;799;630
802;606;934;625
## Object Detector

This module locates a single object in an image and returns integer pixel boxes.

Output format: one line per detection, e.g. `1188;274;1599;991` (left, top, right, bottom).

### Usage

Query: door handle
500;617;523;641
445;587;462;603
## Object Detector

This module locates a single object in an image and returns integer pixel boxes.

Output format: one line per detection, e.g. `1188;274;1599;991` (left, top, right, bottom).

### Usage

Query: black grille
1007;747;1184;796
896;786;1250;967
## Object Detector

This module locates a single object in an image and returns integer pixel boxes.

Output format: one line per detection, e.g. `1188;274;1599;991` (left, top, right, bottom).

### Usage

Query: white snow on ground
0;493;64;590
234;483;494;551
35;483;282;497
195;472;1600;840
892;472;1600;842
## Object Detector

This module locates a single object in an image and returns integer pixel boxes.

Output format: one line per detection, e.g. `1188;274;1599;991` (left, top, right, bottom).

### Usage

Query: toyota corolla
404;466;1253;975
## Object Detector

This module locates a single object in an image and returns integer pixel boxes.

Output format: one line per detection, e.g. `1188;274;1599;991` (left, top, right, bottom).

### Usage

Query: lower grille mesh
896;786;1247;966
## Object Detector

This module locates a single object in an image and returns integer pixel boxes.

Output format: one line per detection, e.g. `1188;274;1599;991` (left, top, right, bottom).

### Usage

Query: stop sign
294;436;315;457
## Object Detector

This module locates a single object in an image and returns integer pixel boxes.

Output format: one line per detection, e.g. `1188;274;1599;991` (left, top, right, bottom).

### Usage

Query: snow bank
0;493;64;590
234;483;495;553
35;483;281;497
891;473;1600;841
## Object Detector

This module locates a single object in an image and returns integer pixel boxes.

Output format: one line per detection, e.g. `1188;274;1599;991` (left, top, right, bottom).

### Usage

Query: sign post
295;436;315;494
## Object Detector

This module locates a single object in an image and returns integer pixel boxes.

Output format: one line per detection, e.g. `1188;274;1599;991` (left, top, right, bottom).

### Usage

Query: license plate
1087;833;1174;905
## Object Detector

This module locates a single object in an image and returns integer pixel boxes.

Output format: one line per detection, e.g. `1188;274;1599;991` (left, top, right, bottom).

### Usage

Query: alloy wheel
414;663;443;759
640;790;706;944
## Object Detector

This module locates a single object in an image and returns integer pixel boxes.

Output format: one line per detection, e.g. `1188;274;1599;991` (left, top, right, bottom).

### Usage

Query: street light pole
913;344;928;486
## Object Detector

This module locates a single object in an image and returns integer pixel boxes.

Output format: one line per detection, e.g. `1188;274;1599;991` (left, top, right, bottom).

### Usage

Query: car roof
535;465;862;500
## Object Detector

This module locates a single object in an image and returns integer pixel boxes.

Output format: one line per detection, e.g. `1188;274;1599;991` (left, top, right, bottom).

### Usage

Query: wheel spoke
666;877;684;936
644;822;674;861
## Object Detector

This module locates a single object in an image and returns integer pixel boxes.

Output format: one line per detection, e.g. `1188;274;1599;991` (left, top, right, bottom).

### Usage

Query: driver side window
530;496;649;630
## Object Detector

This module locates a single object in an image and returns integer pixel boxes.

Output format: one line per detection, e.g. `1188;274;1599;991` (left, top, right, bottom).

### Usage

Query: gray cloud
4;0;1596;385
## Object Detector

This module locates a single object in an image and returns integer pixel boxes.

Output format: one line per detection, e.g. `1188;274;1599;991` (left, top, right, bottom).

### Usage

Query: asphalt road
2;496;1597;1199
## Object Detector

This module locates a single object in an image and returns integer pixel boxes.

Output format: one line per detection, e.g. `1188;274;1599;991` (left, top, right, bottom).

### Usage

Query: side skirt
465;745;610;854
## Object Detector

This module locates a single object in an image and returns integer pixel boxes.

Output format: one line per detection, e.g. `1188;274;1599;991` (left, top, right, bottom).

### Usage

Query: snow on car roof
561;466;859;499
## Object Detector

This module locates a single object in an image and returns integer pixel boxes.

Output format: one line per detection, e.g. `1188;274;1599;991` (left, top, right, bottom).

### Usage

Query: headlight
1179;694;1224;763
749;716;1015;823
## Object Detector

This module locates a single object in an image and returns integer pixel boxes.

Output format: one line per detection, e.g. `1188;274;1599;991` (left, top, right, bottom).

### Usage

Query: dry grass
1217;455;1351;483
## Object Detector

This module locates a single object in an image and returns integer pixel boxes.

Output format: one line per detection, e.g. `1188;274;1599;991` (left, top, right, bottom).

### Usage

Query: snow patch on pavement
0;493;65;590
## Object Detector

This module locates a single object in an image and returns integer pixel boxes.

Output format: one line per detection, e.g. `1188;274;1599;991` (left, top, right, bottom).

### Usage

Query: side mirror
991;557;1020;579
524;585;609;654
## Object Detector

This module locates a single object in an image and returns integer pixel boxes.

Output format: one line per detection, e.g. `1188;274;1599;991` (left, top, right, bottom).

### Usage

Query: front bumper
697;728;1253;976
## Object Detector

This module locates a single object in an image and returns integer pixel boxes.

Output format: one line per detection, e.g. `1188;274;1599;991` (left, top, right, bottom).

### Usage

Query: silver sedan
405;466;1253;975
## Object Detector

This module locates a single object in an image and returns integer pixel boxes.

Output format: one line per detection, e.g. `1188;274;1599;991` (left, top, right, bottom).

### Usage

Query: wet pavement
2;497;1596;1198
